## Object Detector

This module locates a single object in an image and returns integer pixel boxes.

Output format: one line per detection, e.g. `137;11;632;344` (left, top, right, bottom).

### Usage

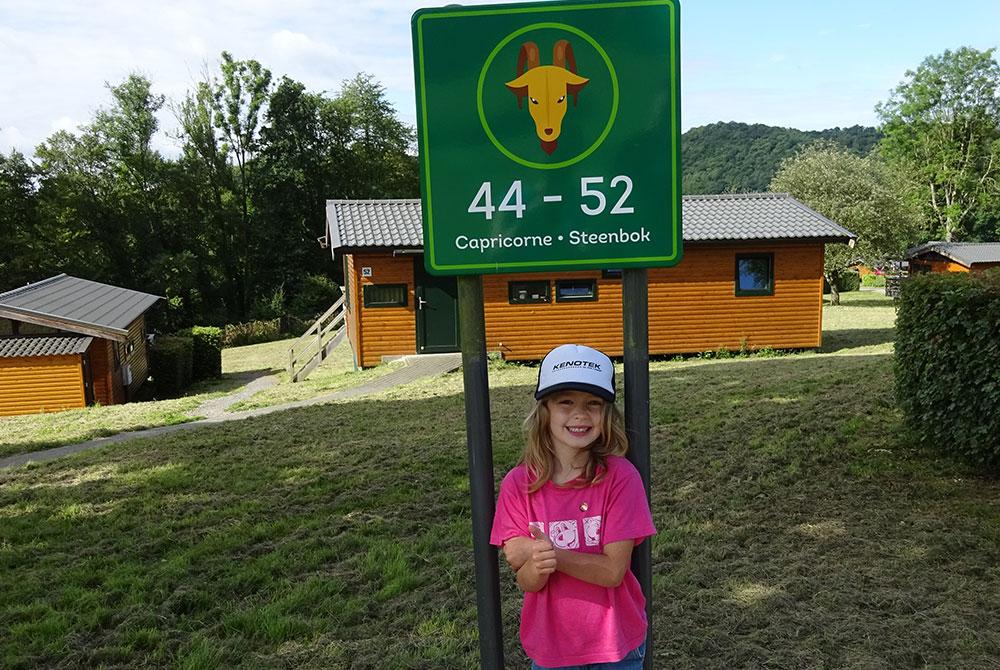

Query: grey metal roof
326;193;855;252
905;242;1000;266
0;335;93;358
0;275;161;338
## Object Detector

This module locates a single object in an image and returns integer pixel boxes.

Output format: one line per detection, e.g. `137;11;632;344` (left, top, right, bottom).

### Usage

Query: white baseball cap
535;344;615;402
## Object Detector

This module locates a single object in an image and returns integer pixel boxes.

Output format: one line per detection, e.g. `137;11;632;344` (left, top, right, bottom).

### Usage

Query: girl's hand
516;526;557;592
528;526;556;575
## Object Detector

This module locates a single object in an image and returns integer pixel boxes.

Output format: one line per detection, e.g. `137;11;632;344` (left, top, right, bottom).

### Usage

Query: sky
2;0;999;158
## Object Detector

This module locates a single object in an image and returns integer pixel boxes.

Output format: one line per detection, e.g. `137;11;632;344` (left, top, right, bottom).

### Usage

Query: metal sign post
411;1;680;666
457;275;504;669
623;267;652;668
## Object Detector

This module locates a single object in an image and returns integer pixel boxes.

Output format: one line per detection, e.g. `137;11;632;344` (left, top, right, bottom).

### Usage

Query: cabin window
736;254;774;296
363;283;408;308
555;279;598;302
601;269;623;280
508;280;550;304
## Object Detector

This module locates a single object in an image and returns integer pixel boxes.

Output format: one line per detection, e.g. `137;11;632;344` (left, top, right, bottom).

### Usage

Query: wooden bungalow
905;242;1000;274
325;193;855;368
0;274;161;416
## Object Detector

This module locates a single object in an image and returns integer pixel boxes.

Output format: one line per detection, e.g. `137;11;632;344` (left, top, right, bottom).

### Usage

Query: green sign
412;0;682;275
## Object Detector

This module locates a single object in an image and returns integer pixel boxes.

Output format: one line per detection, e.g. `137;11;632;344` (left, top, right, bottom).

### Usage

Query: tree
0;150;44;287
334;73;419;199
771;142;922;305
211;52;272;318
876;47;1000;242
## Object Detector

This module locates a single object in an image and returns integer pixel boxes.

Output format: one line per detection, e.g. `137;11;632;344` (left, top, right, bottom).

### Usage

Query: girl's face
546;390;605;454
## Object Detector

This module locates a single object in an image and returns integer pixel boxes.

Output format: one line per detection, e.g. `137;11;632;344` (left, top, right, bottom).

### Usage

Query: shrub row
149;336;193;397
861;273;886;287
176;326;222;380
223;319;282;348
895;269;1000;469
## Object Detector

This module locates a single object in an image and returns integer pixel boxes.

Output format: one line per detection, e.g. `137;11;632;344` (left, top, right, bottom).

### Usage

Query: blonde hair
521;395;629;492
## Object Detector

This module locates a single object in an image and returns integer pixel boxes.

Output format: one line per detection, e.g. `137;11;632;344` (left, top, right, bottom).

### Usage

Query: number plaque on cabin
412;0;682;275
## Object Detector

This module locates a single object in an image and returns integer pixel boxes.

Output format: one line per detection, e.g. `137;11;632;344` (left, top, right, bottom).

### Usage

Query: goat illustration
505;40;589;155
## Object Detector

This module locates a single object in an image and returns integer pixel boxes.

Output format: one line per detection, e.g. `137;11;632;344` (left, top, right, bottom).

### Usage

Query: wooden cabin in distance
0;274;161;416
905;242;1000;274
325;194;856;368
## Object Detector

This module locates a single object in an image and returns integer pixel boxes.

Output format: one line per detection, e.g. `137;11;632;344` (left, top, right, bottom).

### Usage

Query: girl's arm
515;529;557;592
553;540;635;587
502;537;533;571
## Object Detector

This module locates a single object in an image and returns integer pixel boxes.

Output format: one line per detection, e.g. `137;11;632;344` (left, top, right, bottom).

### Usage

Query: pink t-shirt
490;455;656;667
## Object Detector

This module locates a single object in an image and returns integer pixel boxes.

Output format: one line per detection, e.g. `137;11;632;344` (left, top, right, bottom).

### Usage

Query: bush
250;285;285;321
861;273;886;287
823;270;861;294
223;319;283;348
289;274;343;321
895;269;1000;469
149;335;193;397
838;271;861;292
176;326;222;380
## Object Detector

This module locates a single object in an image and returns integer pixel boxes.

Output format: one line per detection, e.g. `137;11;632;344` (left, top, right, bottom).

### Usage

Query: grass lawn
226;335;398;412
2;291;999;668
0;336;385;459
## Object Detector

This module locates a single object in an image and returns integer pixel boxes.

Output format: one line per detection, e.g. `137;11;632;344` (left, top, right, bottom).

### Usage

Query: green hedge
149;335;193;397
895;269;1000;469
177;326;222;380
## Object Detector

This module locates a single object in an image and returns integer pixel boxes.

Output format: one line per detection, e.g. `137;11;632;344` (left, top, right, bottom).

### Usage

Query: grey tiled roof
682;194;854;241
0;275;161;336
0;335;93;358
906;242;1000;266
326;193;854;251
327;199;423;250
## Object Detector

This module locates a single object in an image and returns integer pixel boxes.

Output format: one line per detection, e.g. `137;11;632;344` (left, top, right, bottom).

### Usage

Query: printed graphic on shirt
529;520;546;537
549;520;580;549
583;515;602;546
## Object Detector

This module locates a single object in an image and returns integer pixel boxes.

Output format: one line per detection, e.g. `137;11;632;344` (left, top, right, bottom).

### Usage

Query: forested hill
682;121;881;194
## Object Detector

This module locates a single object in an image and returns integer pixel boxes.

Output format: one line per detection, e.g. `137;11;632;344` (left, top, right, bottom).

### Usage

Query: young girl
491;344;656;669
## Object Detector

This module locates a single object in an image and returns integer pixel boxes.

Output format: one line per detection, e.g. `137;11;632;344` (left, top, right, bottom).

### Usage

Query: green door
415;257;460;353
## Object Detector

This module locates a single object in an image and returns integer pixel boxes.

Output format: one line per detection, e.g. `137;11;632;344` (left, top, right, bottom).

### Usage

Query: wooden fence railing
287;296;346;382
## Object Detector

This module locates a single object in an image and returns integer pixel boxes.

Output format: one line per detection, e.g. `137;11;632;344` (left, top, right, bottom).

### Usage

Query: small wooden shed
0;274;161;416
325;193;855;368
905;242;1000;274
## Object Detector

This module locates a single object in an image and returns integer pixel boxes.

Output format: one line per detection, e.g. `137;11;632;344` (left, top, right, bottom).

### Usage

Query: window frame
735;253;775;296
555;278;598;303
362;283;408;308
508;280;550;305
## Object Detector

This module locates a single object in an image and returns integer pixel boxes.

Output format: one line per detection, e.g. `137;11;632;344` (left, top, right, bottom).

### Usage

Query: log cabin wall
345;254;362;367
648;242;824;354
483;270;623;359
88;337;119;406
348;242;826;366
118;316;149;399
351;253;417;367
915;259;971;273
0;355;86;416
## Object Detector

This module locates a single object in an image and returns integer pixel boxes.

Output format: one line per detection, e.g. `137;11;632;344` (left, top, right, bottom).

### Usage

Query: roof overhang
0;305;130;342
336;238;849;256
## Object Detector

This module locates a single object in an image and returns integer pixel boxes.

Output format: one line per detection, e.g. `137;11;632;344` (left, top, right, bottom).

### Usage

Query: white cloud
0;126;27;154
51;117;82;134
